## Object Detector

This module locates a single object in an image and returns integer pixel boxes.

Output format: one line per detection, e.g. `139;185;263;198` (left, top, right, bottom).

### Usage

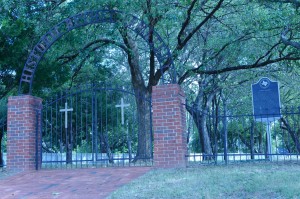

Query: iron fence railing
186;106;300;165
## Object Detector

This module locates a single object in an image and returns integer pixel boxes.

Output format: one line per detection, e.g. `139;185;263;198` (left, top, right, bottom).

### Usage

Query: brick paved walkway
0;167;152;199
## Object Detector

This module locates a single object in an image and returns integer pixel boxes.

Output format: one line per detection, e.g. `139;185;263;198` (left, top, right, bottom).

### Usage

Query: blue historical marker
252;77;281;121
252;77;281;160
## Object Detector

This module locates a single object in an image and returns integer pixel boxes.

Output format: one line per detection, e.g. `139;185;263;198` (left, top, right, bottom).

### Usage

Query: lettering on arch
19;10;175;94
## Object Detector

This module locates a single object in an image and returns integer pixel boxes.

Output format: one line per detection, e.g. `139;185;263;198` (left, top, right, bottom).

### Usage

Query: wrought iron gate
41;83;152;168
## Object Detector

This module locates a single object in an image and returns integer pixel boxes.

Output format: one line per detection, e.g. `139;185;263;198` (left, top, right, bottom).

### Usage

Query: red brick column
7;95;42;172
152;84;187;168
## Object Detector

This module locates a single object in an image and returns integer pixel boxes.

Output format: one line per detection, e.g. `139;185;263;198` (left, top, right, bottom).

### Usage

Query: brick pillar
7;95;42;172
152;84;187;168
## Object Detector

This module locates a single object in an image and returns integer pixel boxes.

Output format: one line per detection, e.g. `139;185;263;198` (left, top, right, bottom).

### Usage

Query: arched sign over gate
18;9;176;94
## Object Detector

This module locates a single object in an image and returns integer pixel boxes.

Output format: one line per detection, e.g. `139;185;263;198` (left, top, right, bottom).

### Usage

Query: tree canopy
1;0;300;156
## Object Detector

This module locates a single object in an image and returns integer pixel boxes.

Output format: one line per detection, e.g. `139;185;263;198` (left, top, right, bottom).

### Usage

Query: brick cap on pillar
152;84;185;98
8;95;43;103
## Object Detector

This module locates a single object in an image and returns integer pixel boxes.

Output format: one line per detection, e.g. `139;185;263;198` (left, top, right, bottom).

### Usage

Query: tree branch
176;0;225;50
281;26;300;50
144;0;162;91
178;38;300;84
177;0;198;47
280;117;300;153
58;39;129;88
68;55;90;89
57;39;130;65
178;33;255;84
151;0;225;86
119;29;146;91
199;54;300;75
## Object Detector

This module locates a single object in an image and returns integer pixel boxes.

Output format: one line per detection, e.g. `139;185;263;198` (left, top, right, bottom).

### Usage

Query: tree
2;0;300;160
176;0;300;156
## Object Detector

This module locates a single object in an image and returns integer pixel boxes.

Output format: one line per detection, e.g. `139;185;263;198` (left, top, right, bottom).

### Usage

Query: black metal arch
18;9;176;94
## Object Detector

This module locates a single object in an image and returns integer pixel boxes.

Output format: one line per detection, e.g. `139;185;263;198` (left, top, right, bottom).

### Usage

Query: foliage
1;133;6;153
2;0;300;158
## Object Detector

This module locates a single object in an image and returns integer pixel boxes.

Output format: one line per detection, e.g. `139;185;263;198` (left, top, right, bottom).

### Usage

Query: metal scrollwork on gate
18;10;176;94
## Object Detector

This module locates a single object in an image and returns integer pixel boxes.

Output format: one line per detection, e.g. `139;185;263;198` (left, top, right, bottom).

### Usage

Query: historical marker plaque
252;77;281;121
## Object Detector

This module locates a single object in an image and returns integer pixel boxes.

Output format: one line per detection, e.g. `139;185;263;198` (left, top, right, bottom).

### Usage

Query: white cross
60;102;73;128
115;98;130;125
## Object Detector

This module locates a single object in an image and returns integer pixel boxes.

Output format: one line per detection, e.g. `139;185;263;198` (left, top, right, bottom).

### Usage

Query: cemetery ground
0;162;299;198
108;162;300;199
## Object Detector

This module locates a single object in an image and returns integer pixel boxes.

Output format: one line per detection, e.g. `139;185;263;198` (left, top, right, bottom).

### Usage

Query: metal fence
186;106;300;166
41;83;153;169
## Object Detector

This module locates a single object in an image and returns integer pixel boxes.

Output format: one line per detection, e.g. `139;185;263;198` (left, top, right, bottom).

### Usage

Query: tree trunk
280;118;300;153
186;80;216;159
188;108;213;159
222;99;228;163
238;134;251;150
99;131;113;163
201;110;213;159
187;115;193;144
250;122;255;159
104;131;113;163
258;132;263;153
133;89;151;162
120;29;152;162
212;97;219;160
66;127;73;164
126;124;132;162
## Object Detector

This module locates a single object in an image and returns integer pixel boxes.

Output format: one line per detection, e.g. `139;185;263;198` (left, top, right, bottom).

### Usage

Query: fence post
152;84;187;168
7;95;42;172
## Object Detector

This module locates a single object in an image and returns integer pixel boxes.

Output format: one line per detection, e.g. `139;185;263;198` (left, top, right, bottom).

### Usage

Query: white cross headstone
60;102;73;128
115;98;130;125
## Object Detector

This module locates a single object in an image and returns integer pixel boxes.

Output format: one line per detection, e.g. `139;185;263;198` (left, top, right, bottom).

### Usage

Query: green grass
108;162;300;199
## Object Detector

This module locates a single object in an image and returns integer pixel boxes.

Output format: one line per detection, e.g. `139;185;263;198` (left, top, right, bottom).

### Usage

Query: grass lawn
108;162;300;199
